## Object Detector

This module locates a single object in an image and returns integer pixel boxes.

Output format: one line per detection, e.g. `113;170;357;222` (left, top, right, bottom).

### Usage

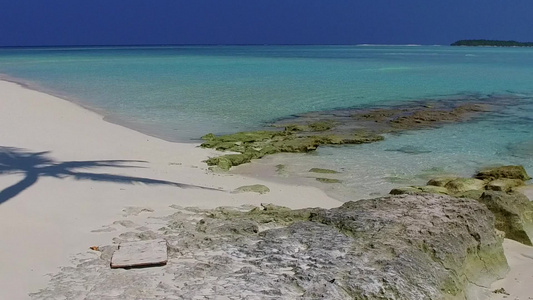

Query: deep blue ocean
0;46;531;199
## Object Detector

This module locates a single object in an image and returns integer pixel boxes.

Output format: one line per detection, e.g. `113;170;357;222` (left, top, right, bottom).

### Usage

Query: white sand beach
1;79;532;299
0;80;342;299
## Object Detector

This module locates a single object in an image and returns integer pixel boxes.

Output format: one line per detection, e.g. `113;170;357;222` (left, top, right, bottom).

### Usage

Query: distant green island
451;39;533;47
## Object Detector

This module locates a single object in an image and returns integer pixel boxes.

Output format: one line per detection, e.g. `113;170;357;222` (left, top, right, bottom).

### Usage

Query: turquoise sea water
0;46;531;199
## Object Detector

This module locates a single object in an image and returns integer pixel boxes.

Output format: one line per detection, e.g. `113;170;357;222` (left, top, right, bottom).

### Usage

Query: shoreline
0;79;343;299
0;74;202;144
1;78;532;299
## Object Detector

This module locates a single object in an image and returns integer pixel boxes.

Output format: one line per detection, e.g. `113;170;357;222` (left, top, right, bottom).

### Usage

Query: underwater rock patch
315;178;342;184
506;140;533;159
308;168;339;174
202;129;383;170
385;145;432;155
202;95;521;170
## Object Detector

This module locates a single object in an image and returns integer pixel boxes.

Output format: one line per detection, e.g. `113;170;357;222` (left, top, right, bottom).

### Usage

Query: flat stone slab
111;239;168;269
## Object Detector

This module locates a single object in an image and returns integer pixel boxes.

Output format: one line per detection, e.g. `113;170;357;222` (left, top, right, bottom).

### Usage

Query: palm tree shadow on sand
0;146;221;205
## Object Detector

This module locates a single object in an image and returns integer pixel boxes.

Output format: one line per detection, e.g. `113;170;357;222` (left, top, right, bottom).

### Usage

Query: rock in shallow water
201;96;517;170
32;195;508;300
475;165;531;181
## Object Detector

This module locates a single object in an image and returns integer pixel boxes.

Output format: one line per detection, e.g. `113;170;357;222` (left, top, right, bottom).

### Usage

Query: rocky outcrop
390;165;533;245
478;191;533;246
32;195;508;300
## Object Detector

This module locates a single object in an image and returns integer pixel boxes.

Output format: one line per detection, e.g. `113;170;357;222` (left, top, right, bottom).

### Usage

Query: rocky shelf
32;193;510;299
32;164;533;299
201;94;523;170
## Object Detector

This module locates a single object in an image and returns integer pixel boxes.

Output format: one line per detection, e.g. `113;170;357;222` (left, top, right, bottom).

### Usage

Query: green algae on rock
308;120;336;131
207;203;319;226
479;191;533;246
231;184;270;195
486;178;525;192
475;165;532;181
427;177;457;187
201;127;383;170
444;178;486;193
315;178;342;184
201;96;514;170
309;168;339;174
390;185;450;196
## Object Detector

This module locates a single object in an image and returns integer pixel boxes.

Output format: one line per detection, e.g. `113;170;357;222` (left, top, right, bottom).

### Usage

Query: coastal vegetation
451;39;533;47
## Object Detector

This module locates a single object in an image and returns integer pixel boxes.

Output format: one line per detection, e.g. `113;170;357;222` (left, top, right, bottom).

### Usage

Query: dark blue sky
1;0;532;46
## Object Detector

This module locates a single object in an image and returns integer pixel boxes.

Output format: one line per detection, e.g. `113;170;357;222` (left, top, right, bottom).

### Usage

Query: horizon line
0;43;444;49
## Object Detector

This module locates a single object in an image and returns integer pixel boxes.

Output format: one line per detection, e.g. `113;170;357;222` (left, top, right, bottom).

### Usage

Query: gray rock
32;195;508;300
307;195;508;299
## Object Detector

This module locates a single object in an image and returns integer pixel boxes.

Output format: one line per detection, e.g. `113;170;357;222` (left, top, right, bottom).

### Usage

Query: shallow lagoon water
0;45;531;200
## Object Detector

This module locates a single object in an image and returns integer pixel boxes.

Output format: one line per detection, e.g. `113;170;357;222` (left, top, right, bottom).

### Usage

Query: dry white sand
0;79;532;299
0;80;342;299
489;239;533;300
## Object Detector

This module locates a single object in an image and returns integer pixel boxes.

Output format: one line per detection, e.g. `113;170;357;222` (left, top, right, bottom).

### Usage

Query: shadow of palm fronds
0;146;221;205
